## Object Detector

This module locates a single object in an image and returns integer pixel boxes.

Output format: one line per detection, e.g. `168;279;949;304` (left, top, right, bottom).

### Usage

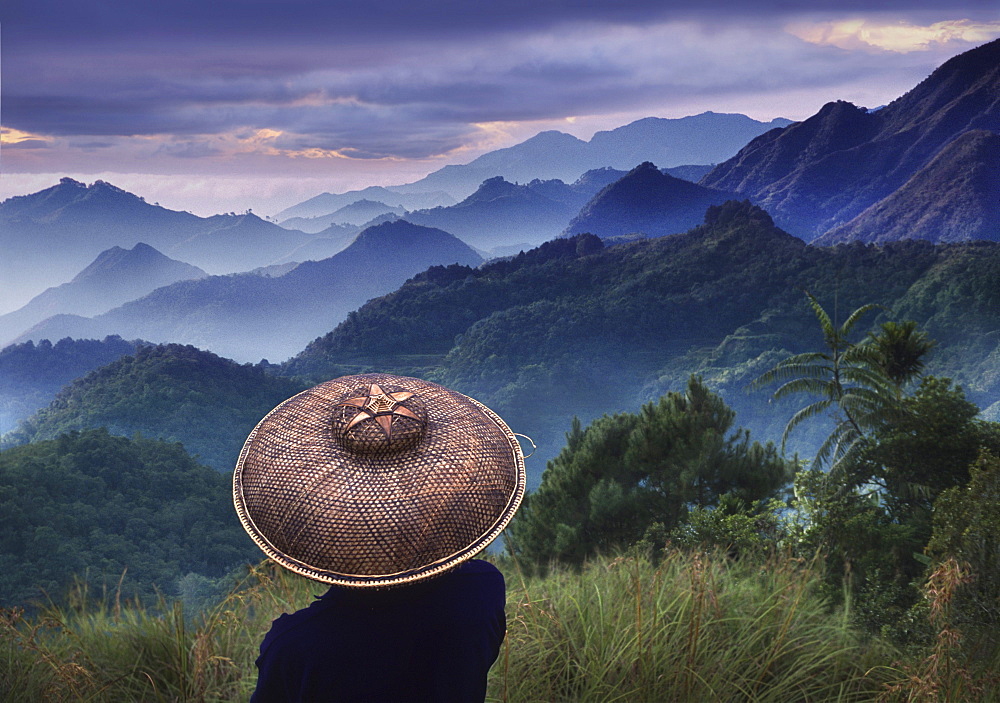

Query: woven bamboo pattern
233;373;525;587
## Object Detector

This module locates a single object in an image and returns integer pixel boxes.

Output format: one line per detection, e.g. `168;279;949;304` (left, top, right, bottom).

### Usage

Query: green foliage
755;303;1000;643
865;320;935;388
509;377;792;564
0;428;259;607
5;343;308;471
789;466;927;639
927;451;1000;657
669;495;785;558
864;377;996;513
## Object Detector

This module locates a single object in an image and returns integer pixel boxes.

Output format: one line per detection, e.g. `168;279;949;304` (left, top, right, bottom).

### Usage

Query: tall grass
0;563;325;702
2;551;994;702
491;551;892;702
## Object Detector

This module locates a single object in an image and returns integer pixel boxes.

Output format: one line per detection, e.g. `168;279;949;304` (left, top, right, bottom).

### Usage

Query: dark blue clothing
251;560;506;703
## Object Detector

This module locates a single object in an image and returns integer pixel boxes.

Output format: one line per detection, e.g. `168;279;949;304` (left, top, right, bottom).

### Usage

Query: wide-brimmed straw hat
233;373;526;588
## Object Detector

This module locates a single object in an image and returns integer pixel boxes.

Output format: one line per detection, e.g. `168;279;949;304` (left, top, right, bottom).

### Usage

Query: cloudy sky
3;0;999;215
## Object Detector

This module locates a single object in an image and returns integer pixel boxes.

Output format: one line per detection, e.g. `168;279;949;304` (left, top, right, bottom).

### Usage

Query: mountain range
390;112;791;200
279;199;408;232
276;164;712;257
274;185;456;222
11;202;996;489
0;179;313;313
815;129;1000;245
701;38;1000;242
278;39;1000;249
13;220;483;363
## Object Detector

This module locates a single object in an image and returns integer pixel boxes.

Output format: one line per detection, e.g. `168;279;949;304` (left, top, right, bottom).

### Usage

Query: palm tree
751;292;901;473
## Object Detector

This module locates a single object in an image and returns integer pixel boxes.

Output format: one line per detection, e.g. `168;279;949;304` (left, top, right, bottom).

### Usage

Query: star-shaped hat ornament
336;383;421;440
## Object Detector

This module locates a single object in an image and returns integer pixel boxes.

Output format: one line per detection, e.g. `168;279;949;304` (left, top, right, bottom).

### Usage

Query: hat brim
233;374;526;588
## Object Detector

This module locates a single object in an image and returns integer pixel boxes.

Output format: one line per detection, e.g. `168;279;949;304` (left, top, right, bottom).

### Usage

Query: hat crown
333;382;427;455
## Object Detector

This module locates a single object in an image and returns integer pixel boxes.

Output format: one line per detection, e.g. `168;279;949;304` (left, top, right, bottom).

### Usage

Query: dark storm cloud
4;140;51;150
4;0;999;163
8;0;998;43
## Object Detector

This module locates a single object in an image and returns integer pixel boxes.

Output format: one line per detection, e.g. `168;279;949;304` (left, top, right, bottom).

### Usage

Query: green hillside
6;344;308;472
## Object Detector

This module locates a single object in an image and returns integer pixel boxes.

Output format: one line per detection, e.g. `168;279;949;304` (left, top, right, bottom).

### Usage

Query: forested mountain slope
283;201;1000;483
6;345;308;472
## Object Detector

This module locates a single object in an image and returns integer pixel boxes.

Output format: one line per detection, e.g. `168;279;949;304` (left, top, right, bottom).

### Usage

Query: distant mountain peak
90;179;130;194
632;161;660;173
388;112;791;201
522;130;587;146
462;176;524;204
131;242;160;255
351;218;456;245
563;161;739;239
72;242;203;284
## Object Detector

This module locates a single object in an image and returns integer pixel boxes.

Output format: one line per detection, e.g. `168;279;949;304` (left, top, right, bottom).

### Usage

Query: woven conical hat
233;373;525;587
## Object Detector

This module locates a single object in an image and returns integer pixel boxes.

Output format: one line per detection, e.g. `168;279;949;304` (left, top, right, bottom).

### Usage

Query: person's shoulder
257;588;341;655
458;559;502;575
447;559;506;601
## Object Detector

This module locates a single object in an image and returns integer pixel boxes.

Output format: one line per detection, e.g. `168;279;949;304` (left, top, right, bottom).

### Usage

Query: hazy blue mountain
563;162;739;239
394;131;588;199
815;130;1000;245
16;220;483;363
402;177;576;252
167;212;314;274
317;199;404;225
0;336;141;436
0;243;205;346
587;114;791;169
248;262;300;277
275;186;456;221
279;200;406;233
402;169;630;252
391;112;791;199
532;167;628;204
701;38;1000;240
665;164;714;182
0;179;313;312
271;229;361;264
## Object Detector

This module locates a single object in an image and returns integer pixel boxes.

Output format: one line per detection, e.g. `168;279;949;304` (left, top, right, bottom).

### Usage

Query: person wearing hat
233;374;527;702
